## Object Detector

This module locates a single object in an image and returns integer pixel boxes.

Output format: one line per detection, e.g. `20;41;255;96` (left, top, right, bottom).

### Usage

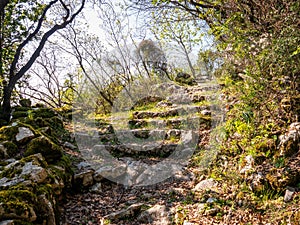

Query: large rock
21;161;48;183
0;153;71;223
0;142;18;159
193;178;218;191
278;122;300;157
0;191;37;222
74;170;94;187
15;127;35;143
104;203;144;221
93;164;127;182
175;72;196;85
25;136;63;163
137;204;171;224
38;194;56;225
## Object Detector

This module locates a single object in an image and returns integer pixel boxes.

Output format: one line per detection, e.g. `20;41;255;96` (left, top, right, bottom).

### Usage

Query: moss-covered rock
15;127;35;145
0;190;37;222
12;111;29;120
31;108;56;119
0;126;19;142
0;142;18;159
25;136;63;163
278;122;300;157
175;72;196;85
0;153;74;224
13;106;32;112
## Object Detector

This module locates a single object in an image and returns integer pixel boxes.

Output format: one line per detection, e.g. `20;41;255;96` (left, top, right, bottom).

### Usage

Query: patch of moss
0;189;37;222
12;111;29;119
2;141;19;158
0;201;35;221
0;161;23;179
0;126;19;142
49;154;73;187
46;116;64;128
0;190;37;204
25;136;62;163
0;160;8;166
21;117;49;129
31;108;56;119
20;154;48;168
14;106;32;112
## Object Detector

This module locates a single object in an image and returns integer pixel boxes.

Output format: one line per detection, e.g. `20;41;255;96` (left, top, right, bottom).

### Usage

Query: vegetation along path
61;77;300;224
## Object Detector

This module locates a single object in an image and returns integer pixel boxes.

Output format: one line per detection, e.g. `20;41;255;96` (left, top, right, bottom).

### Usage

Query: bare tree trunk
1;85;13;121
0;0;86;122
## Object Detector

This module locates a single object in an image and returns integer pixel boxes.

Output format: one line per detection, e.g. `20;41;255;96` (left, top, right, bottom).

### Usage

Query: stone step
76;128;199;145
115;129;178;140
127;114;211;129
86;152;194;186
75;129;199;156
80;142;178;157
131;105;209;119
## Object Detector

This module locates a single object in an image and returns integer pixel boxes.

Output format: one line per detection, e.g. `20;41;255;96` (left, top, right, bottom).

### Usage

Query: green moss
0;160;8;166
35;184;53;197
21;117;49;129
25;136;62;163
0;201;35;221
2;141;19;158
31;108;56;119
0;126;19;142
0;190;37;204
12;111;29;119
0;190;37;222
45;116;64;128
49;154;73;186
14;106;32;112
20;154;48;168
0;161;23;179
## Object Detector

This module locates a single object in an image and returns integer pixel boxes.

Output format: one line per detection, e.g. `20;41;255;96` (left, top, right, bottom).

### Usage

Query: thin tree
0;0;86;122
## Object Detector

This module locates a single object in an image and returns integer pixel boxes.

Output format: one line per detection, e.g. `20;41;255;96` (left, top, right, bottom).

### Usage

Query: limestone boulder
137;204;171;225
25;136;63;163
278;122;300;157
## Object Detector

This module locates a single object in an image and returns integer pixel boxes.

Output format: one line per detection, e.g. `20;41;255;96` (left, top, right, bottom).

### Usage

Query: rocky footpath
2;79;298;224
71;81;218;187
61;80;300;224
60;81;222;224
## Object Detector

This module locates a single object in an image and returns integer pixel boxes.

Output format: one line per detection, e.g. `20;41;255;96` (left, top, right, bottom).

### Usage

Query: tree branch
10;0;86;87
9;0;59;78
